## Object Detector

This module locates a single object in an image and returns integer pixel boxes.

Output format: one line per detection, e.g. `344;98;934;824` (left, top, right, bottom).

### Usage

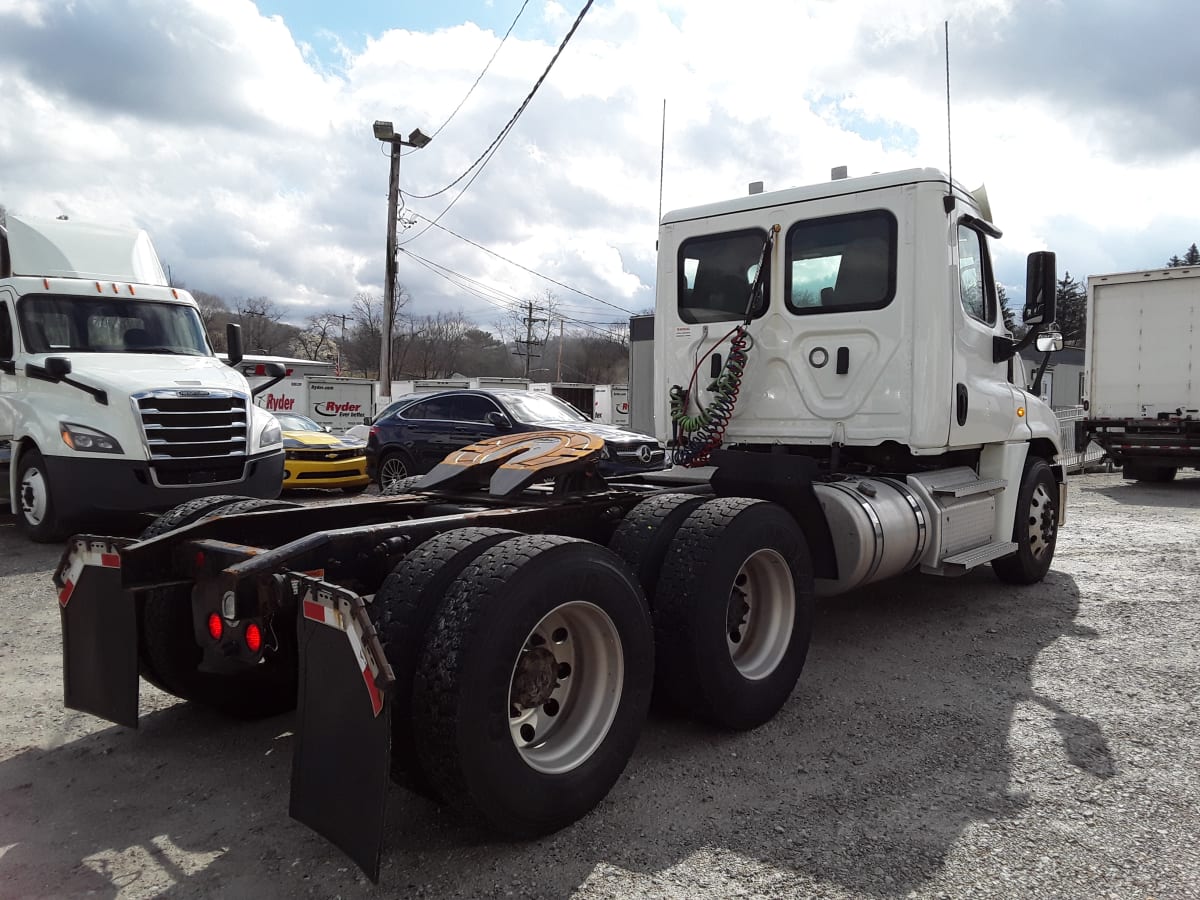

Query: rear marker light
245;623;263;653
207;612;224;641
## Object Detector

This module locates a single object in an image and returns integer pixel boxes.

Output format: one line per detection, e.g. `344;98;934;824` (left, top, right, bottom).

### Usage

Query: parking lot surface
0;472;1197;899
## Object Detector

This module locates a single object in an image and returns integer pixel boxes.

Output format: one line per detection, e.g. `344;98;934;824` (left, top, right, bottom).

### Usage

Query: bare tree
292;312;343;362
233;296;295;355
500;289;559;377
192;290;231;351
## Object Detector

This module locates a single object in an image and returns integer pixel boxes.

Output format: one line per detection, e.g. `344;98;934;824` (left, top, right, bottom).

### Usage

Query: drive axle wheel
992;457;1058;585
654;497;813;731
412;535;653;837
509;601;624;775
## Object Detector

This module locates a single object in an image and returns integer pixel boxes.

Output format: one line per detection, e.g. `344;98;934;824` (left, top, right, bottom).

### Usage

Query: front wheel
412;535;653;837
992;457;1059;585
14;447;68;542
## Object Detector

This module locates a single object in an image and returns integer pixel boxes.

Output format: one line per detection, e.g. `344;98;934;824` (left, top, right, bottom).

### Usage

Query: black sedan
365;389;666;487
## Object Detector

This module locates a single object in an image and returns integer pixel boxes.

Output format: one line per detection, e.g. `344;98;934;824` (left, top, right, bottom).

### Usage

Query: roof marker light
43;278;50;290
95;282;103;292
111;283;119;294
171;288;179;299
128;284;135;295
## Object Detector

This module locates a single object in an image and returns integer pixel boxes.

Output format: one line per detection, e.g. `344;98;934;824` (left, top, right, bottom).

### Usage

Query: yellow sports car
274;413;370;493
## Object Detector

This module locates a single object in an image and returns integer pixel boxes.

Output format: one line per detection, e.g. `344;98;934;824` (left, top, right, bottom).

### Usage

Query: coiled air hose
670;326;753;466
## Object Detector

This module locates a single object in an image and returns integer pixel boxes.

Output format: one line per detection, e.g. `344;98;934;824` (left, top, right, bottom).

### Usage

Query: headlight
60;422;123;454
259;418;282;448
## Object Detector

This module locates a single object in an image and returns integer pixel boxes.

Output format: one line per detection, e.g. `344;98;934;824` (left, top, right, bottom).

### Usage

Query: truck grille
134;390;250;461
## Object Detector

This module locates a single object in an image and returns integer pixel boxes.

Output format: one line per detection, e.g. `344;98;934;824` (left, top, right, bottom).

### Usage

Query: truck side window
784;210;897;315
677;229;770;324
957;225;997;325
0;302;12;358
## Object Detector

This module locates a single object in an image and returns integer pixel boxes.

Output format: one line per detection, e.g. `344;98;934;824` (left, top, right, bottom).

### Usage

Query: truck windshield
17;294;212;356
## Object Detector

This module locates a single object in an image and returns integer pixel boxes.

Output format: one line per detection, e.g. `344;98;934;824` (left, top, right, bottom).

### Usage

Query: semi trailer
0;215;286;540
1078;266;1200;481
54;167;1065;881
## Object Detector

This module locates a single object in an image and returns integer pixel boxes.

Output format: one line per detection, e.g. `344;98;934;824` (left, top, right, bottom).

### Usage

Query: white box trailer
389;378;469;399
593;384;631;427
1080;267;1200;480
469;376;530;391
529;382;595;418
255;376;376;435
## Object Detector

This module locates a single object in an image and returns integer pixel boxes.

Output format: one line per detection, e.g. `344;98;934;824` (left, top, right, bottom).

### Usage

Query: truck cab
0;215;284;540
656;168;1064;585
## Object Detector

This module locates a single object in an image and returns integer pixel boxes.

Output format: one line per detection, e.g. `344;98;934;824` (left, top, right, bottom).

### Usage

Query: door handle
956;383;968;426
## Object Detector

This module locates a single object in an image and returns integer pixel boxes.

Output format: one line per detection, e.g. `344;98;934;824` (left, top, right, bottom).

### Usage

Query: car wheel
379;451;417;490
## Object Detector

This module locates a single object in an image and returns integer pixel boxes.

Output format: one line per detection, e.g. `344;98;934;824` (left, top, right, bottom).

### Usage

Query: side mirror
1023;251;1057;325
263;362;287;378
362;415;372;426
45;356;72;379
323;424;332;433
226;323;244;366
486;411;511;429
1036;331;1063;353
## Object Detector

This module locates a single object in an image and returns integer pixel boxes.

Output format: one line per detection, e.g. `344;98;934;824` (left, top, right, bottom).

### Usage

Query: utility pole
372;120;430;404
512;300;545;378
334;313;349;376
556;318;564;382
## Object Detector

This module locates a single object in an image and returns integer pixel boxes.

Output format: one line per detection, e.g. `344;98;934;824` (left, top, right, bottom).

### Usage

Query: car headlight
259;418;282;448
60;422;123;454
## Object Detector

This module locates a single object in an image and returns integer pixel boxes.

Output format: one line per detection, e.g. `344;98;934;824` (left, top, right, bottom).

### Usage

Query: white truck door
0;294;16;442
950;225;1021;446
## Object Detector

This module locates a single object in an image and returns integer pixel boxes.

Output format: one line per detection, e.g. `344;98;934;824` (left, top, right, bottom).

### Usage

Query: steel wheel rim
380;455;409;487
508;600;624;775
20;466;47;526
1027;482;1056;560
726;548;795;680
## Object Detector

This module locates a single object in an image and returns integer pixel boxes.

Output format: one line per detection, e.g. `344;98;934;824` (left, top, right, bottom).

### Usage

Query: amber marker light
1017;407;1026;418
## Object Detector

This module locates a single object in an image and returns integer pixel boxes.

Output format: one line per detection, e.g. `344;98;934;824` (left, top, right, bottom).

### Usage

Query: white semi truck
1079;267;1200;481
0;215;285;540
54;167;1064;880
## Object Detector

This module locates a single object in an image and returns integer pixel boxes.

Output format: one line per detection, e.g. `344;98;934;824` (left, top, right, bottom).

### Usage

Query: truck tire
139;497;301;717
992;457;1058;585
379;451;418;491
369;527;521;794
608;492;707;604
412;535;653;837
380;475;425;496
14;447;68;542
138;495;247;541
654;497;814;731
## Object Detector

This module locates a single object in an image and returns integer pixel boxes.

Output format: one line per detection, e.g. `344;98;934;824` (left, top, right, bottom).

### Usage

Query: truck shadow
0;569;1096;899
1094;475;1200;509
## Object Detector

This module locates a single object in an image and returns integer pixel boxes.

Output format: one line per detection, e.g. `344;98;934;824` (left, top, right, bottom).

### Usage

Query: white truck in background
1079;267;1200;482
0;215;285;540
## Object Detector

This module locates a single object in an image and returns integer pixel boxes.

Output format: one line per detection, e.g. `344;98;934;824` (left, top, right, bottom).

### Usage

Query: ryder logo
314;401;363;417
263;394;295;411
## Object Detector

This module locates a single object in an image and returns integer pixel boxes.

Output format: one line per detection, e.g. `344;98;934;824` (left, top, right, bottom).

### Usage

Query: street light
373;120;430;404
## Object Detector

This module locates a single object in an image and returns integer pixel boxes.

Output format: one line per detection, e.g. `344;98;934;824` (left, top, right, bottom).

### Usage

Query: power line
404;0;594;202
423;0;531;143
397;0;595;247
409;212;636;315
401;247;627;340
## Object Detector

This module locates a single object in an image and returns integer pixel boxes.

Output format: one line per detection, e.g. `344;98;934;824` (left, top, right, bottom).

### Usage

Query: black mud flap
287;575;395;883
54;536;139;728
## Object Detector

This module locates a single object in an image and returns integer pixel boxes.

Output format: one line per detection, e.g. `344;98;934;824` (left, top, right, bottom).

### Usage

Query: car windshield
503;392;589;424
274;413;323;432
17;294;211;355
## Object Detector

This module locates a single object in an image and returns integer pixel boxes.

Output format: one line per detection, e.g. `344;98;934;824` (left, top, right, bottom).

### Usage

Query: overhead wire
398;0;595;245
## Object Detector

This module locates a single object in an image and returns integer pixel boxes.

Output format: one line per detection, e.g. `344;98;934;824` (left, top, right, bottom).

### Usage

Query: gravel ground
0;471;1197;899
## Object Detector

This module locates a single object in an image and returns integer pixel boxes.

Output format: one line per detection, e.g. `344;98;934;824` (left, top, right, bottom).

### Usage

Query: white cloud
1;0;1198;329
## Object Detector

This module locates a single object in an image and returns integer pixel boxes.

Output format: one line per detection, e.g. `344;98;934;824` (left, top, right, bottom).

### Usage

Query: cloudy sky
2;0;1198;335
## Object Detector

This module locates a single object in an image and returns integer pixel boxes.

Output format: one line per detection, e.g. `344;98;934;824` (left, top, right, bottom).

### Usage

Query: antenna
943;21;955;213
658;98;666;225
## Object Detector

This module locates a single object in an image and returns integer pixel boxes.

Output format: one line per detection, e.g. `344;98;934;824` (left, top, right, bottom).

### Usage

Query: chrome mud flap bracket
53;535;138;728
285;574;395;883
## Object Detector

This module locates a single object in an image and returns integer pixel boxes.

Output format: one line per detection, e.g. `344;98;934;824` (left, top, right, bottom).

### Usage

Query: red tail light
207;613;224;641
369;426;379;436
244;623;263;653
